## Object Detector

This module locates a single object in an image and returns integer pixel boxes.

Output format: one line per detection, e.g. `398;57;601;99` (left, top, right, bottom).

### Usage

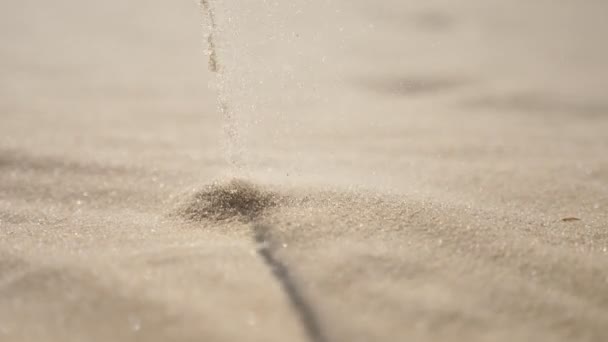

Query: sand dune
1;0;607;341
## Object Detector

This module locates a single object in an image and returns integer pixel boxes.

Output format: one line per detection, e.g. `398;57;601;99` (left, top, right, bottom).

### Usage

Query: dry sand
1;0;608;341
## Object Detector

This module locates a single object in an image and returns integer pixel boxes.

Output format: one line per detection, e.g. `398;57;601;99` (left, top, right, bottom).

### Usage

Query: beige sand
1;0;607;341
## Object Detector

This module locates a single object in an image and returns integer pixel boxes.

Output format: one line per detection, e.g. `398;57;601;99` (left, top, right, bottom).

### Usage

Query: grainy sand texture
1;0;607;341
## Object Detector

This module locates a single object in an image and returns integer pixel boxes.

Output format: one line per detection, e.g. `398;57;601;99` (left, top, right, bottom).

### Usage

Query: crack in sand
253;223;329;342
177;180;328;341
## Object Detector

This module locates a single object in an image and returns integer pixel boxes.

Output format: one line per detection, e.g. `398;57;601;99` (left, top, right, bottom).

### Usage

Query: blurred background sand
1;0;607;341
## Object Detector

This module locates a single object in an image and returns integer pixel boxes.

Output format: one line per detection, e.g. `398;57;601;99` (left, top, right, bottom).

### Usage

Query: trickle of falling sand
199;0;219;73
199;0;243;171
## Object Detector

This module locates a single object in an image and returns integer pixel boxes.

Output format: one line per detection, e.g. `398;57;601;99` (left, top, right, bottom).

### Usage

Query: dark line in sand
252;223;329;342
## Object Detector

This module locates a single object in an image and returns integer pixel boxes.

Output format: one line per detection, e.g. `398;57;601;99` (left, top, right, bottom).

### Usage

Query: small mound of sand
178;179;278;222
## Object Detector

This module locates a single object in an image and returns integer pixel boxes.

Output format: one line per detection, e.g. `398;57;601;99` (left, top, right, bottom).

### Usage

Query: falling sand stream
197;2;329;342
199;0;242;171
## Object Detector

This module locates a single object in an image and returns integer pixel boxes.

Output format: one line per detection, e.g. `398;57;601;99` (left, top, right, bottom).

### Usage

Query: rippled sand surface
1;1;607;341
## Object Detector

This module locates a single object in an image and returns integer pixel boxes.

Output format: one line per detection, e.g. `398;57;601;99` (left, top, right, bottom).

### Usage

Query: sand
1;0;607;341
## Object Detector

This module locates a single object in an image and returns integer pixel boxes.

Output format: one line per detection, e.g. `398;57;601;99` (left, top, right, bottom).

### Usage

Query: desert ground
1;0;608;341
